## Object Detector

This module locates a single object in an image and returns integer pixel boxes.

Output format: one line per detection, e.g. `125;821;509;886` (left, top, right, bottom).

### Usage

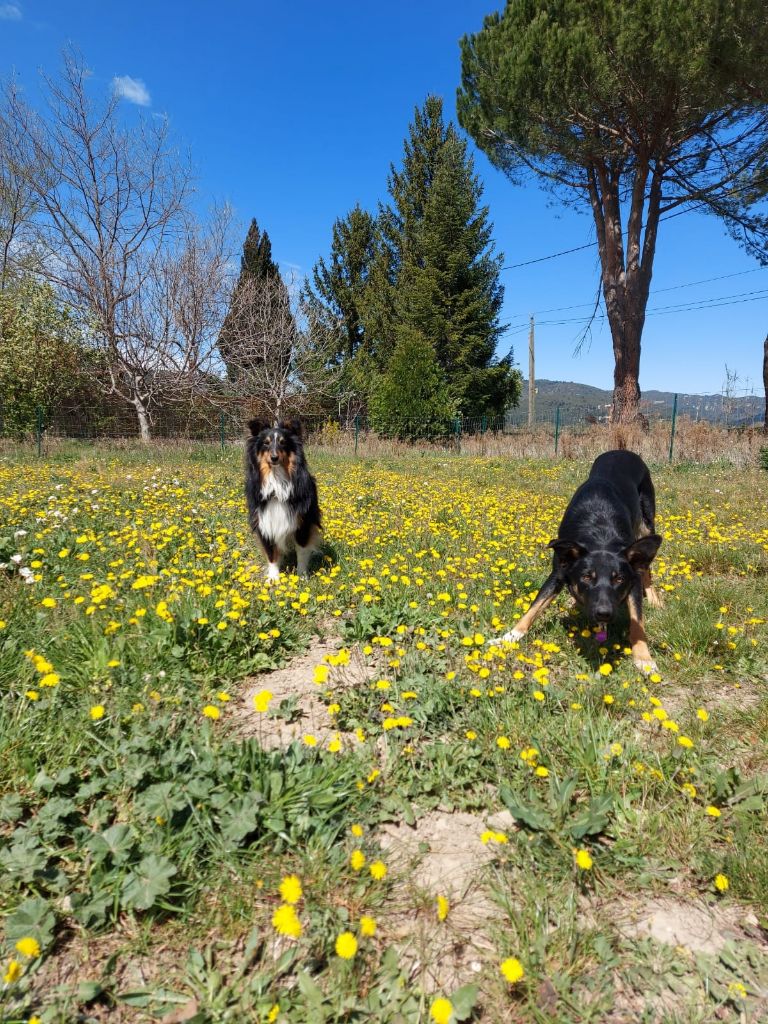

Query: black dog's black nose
270;454;279;464
593;605;613;621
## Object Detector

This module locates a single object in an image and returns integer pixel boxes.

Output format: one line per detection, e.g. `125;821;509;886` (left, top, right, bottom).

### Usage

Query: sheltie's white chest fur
257;468;297;546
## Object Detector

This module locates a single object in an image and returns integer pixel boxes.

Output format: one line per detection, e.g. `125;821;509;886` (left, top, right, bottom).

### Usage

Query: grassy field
0;444;767;1023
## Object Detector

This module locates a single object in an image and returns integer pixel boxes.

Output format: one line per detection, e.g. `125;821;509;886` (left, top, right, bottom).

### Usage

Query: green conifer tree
369;326;453;439
377;96;520;417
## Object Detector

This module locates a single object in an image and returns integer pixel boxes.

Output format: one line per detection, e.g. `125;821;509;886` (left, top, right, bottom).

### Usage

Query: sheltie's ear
247;418;268;437
280;418;303;440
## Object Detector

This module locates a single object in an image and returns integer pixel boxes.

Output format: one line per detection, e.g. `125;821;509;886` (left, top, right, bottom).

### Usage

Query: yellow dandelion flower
279;875;302;904
574;848;593;870
436;895;449;921
369;860;387;880
359;915;377;936
350;849;366;871
335;931;358;959
14;937;41;958
202;705;220;719
500;957;525;984
89;704;105;720
430;997;453;1024
271;904;302;938
714;873;729;892
253;689;273;713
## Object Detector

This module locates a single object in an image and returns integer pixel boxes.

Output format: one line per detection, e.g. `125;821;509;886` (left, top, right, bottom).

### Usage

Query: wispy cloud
112;75;151;107
0;4;22;20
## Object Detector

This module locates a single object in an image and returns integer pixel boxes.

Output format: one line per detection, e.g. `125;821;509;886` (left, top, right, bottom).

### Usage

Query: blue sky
2;0;767;396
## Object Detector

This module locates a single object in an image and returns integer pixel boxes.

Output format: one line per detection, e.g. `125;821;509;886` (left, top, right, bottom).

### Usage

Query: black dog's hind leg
637;473;663;608
295;520;321;577
500;572;564;642
627;579;657;672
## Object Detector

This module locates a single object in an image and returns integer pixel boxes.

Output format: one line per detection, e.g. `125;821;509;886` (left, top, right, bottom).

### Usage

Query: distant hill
513;379;764;427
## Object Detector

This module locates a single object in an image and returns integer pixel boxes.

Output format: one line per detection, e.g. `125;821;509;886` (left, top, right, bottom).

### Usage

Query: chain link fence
1;390;766;466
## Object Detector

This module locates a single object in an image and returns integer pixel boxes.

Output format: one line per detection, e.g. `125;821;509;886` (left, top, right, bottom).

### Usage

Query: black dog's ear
548;538;587;564
624;534;662;568
247;418;268;437
280;418;303;440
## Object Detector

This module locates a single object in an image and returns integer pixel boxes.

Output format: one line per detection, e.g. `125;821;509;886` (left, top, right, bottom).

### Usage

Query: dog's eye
613;574;624;585
581;572;594;583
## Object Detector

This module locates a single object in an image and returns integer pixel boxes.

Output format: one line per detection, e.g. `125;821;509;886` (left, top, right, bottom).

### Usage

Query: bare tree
0;82;41;290
3;50;192;439
122;205;234;432
223;274;340;423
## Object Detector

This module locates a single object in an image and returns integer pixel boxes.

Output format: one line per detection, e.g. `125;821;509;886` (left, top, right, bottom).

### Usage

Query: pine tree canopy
458;0;768;422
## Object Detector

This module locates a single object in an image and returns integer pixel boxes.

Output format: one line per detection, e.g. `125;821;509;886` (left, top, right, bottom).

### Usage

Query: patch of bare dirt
660;675;763;718
231;636;374;750
378;808;516;993
612;895;759;955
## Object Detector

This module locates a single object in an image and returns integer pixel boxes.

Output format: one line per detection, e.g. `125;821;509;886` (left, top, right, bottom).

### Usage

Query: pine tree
218;218;285;382
304;205;378;361
378;96;520;417
458;0;768;423
369;326;453;440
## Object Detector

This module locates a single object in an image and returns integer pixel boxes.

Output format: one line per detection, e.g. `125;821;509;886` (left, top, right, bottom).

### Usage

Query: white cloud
112;75;151;107
0;4;22;20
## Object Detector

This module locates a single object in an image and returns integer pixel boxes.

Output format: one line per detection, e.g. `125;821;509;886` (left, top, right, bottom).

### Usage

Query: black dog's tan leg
500;573;563;642
640;566;664;609
627;584;657;673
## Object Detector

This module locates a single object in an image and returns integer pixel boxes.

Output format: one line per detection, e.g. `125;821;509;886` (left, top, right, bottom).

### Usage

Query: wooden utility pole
763;333;767;433
528;315;535;426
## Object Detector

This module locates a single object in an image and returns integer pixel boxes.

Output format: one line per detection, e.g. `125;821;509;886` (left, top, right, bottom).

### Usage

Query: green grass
0;446;766;1022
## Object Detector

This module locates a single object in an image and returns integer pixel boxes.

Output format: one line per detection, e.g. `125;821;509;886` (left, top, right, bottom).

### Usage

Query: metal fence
2;389;766;465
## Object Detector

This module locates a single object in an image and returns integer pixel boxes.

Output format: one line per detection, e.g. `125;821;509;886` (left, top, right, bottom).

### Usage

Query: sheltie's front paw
266;563;281;583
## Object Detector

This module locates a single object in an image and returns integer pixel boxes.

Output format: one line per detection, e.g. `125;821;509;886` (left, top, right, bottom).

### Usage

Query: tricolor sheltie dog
245;418;322;581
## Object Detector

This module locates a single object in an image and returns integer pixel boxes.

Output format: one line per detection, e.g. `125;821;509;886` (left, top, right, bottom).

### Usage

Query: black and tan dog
500;450;662;671
245;418;321;582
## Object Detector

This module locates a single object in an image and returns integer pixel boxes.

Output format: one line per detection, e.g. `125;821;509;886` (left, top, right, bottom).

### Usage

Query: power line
500;174;768;273
501;241;596;270
506;266;767;325
533;286;768;326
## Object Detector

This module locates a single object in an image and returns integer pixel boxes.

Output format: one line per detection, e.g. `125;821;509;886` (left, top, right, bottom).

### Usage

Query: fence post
36;406;43;457
454;416;462;453
219;411;226;453
554;405;561;455
354;414;360;456
668;393;678;463
481;414;487;434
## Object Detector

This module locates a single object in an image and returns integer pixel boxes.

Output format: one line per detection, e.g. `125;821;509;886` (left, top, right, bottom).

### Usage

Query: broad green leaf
121;854;176;911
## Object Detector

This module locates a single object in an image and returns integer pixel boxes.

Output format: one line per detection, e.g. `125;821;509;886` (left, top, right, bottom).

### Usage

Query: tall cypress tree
378;96;520;417
218;218;283;381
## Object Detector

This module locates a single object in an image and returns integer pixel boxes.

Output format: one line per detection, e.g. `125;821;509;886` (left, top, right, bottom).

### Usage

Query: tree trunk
608;315;643;423
587;158;662;426
763;333;767;434
133;397;151;443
